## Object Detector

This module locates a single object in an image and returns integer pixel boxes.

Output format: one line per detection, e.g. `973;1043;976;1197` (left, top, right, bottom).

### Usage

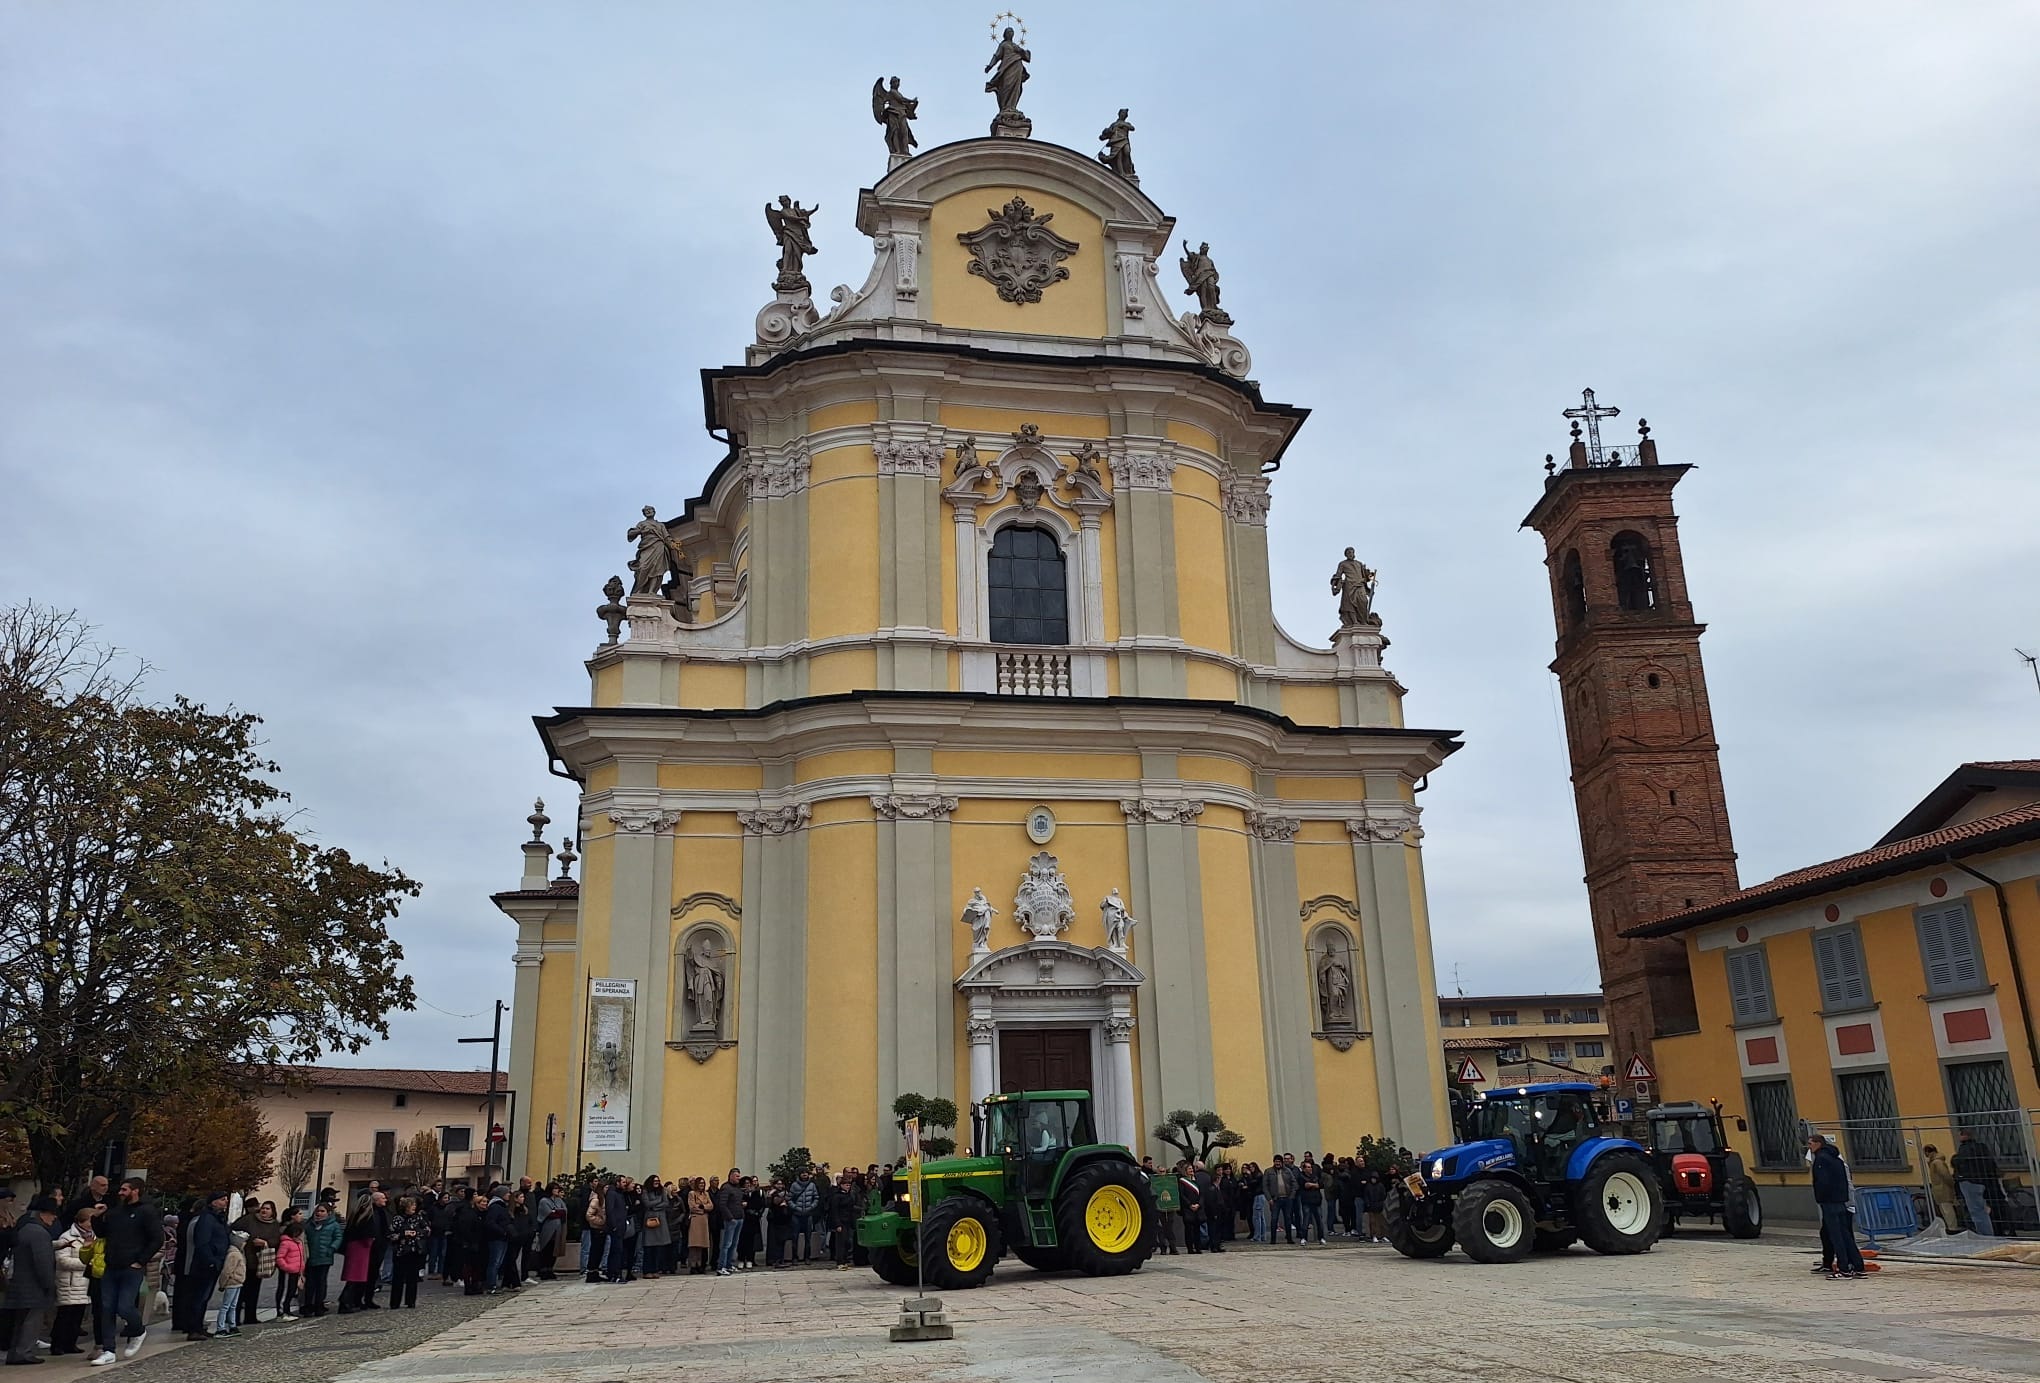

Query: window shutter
1919;907;1953;990
1812;931;1843;1009
1836;928;1870;1007
1919;903;1983;994
1726;948;1768;1023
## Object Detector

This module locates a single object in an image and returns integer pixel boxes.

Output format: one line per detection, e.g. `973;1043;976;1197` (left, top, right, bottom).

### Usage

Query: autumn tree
394;1129;441;1188
277;1131;318;1204
129;1086;277;1204
0;604;420;1190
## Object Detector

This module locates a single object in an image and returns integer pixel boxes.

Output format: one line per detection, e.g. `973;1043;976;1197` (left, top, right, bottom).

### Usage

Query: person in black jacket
453;1192;488;1295
482;1187;515;1293
180;1193;231;1340
1808;1134;1864;1278
97;1180;162;1357
4;1198;60;1364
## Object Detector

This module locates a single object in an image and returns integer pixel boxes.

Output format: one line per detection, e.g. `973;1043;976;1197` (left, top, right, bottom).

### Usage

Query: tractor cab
1460;1084;1603;1181
1643;1100;1763;1239
982;1091;1097;1198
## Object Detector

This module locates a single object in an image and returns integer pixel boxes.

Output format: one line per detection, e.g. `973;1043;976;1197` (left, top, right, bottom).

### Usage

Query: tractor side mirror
1735;1117;1748;1132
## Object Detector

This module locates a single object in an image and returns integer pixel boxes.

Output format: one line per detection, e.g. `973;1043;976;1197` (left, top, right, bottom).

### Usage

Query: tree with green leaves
1353;1133;1418;1176
0;604;420;1191
1152;1109;1246;1163
768;1145;813;1183
891;1093;958;1158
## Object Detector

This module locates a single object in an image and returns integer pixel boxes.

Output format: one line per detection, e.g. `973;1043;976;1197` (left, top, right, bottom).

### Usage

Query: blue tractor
1385;1082;1664;1263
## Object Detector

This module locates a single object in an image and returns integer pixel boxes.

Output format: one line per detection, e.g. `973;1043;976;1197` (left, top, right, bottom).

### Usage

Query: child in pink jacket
274;1212;307;1321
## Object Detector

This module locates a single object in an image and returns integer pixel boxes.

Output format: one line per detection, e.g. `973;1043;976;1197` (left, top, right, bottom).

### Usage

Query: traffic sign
1634;1081;1652;1099
1614;1098;1635;1117
904;1116;923;1222
1454;1057;1484;1084
1624;1053;1657;1082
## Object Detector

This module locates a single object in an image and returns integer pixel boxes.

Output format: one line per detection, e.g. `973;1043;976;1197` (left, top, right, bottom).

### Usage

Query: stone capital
608;807;682;835
870;793;959;821
966;1017;997;1046
1346;804;1423;843
1219;473;1272;526
1244;810;1302;842
875;440;943;478
1120;798;1205;826
1108;452;1176;492
741;444;811;499
1104;1014;1136;1043
739;803;813;836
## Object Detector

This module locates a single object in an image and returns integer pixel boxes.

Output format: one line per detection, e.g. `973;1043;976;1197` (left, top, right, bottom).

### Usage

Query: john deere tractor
856;1089;1156;1289
1386;1082;1665;1263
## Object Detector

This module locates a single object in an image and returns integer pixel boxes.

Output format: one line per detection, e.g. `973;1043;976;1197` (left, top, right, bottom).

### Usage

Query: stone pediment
956;939;1144;995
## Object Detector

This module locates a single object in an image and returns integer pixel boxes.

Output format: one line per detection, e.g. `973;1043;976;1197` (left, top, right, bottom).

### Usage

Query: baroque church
494;52;1460;1178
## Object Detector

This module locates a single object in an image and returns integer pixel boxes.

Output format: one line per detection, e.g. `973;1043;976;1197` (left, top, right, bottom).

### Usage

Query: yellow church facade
496;126;1458;1179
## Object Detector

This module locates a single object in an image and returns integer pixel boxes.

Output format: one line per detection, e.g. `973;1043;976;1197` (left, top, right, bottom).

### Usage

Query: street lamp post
459;1000;507;1183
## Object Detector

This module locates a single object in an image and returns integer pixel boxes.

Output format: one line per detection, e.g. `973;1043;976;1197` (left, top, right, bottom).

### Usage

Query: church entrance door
998;1027;1093;1094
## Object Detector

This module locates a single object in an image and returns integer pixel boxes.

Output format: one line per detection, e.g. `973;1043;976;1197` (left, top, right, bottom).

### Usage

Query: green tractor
855;1089;1156;1289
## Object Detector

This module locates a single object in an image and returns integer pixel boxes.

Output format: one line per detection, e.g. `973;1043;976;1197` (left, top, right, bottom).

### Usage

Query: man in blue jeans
96;1180;162;1362
1808;1134;1865;1279
714;1171;746;1275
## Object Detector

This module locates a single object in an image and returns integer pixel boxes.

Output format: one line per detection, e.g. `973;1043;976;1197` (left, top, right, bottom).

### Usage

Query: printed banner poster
582;977;637;1152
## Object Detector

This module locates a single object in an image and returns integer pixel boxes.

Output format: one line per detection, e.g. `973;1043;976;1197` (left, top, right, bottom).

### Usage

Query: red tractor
1643;1100;1762;1238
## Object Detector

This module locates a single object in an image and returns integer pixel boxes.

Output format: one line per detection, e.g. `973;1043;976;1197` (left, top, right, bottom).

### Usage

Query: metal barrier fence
1823;1108;2040;1233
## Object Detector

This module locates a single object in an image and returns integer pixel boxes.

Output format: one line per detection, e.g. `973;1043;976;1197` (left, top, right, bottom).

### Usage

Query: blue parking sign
1614;1098;1635;1117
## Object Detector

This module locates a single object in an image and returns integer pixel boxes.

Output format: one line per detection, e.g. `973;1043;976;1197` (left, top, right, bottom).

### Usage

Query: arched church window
987;525;1068;645
1610;531;1655;612
1561;550;1587;626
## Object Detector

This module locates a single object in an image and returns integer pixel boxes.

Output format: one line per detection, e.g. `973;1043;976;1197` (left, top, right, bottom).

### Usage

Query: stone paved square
329;1235;2040;1383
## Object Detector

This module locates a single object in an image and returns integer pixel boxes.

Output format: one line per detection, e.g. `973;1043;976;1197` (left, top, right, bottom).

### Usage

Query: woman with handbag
639;1178;672;1279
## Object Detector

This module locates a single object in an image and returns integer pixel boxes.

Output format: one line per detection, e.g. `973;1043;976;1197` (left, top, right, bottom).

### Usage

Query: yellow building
495;114;1460;1179
1631;761;2040;1220
1437;991;1613;1092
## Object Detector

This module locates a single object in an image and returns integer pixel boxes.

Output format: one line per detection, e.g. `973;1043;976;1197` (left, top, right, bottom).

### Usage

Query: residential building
1628;761;2040;1220
1439;991;1613;1091
253;1067;514;1210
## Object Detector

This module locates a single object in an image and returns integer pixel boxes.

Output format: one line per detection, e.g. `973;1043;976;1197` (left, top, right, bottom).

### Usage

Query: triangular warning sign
1454;1057;1484;1083
1625;1053;1657;1082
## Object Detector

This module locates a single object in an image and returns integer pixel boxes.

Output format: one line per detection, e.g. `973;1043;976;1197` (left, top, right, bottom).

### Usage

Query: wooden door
998;1028;1094;1094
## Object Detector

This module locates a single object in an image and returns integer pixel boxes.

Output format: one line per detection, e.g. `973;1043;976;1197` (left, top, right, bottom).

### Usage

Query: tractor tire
1383;1184;1454;1259
1722;1177;1764;1239
1054;1161;1155;1276
1572;1151;1664;1255
1009;1241;1070;1273
871;1242;919;1288
1532;1228;1577;1253
918;1197;1001;1290
1452;1180;1537;1264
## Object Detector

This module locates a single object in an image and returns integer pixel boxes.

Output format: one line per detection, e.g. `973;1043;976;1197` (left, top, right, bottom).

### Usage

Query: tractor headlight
1429;1158;1445;1180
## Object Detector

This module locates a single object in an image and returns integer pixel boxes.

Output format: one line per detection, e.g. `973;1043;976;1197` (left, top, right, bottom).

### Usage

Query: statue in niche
627;506;682;596
597;574;627;643
1179;241;1228;323
683;933;726;1033
984;27;1031;120
1071;441;1103;485
870;77;919;160
961;887;998;953
1316;936;1355;1029
952;435;981;477
1097;109;1137;181
1100;889;1138;952
1014;469;1044;510
1331;547;1379;628
764;195;819;293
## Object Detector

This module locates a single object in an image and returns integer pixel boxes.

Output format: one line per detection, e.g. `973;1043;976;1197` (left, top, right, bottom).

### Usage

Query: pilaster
1122;772;1214;1145
1243;805;1319;1151
603;800;680;1171
874;431;948;691
734;787;810;1172
873;789;958;1151
1109;446;1186;697
1346;802;1442;1150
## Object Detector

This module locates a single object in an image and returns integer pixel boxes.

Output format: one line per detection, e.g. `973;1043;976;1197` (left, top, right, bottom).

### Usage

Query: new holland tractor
1385;1082;1665;1263
856;1089;1157;1289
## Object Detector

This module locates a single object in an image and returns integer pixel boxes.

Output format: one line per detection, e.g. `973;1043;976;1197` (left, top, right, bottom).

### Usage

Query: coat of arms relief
957;196;1080;305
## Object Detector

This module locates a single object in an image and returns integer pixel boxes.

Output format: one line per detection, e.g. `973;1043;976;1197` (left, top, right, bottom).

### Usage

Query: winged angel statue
872;77;918;160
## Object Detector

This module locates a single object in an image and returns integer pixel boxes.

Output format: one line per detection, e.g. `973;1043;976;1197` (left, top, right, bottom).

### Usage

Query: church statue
961;887;998;953
1097;109;1137;181
1100;888;1138;952
984;27;1031;122
597;574;627;643
683;933;725;1032
1179;241;1228;322
627;506;681;597
1071;441;1103;485
952;435;981;477
871;77;919;161
1316;940;1355;1028
764;195;819;293
1331;546;1379;628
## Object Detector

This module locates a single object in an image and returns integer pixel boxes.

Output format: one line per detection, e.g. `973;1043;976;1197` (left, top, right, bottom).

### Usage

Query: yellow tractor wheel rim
897;1239;918;1267
1085;1184;1141;1253
945;1216;988;1272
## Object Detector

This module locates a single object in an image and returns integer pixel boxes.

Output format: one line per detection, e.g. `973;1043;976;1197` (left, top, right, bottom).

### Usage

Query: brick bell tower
1522;391;1740;1078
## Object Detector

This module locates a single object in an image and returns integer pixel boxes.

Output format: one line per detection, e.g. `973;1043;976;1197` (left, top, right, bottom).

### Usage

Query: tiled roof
1441;1036;1519;1051
1625;800;2040;938
490;879;580;902
1968;760;2040;772
267;1067;510;1096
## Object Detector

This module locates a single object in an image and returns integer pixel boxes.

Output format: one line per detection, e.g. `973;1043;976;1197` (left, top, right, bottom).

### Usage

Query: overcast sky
3;3;2035;1069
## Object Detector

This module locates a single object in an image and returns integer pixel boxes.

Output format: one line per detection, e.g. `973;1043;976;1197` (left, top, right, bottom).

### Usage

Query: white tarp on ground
1883;1219;2040;1263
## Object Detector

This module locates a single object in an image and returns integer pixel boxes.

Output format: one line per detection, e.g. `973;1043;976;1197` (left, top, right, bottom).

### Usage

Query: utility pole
459;1000;506;1184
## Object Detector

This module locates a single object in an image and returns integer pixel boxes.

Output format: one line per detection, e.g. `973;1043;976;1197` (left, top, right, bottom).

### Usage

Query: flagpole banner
582;978;637;1153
